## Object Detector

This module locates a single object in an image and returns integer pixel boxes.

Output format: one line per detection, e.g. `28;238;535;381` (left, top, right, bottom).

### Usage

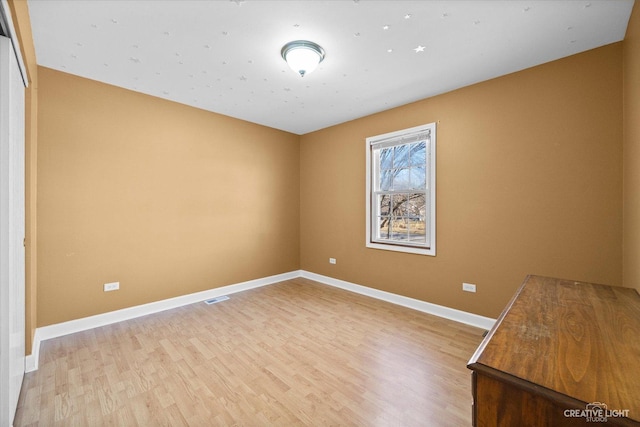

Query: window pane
394;144;409;168
392;194;408;217
410;141;426;166
393;168;411;190
377;216;391;240
408;217;426;243
410;166;426;189
391;217;409;240
380;169;393;191
380;147;393;170
378;194;390;216
408;193;427;243
408;194;426;217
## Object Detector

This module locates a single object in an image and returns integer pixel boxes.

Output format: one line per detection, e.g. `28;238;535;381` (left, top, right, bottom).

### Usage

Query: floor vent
204;296;230;305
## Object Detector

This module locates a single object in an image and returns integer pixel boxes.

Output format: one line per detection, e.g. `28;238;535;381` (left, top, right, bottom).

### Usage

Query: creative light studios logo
564;402;630;423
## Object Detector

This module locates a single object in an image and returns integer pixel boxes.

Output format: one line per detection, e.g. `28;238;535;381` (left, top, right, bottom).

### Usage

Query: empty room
1;0;639;425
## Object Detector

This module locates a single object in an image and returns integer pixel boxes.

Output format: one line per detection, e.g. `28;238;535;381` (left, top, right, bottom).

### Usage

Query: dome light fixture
281;40;325;77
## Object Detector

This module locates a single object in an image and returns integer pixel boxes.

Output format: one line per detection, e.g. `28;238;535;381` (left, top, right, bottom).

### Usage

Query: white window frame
365;122;436;256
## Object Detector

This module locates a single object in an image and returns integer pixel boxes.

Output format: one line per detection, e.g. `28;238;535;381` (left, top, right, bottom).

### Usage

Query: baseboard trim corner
24;328;41;373
300;270;496;331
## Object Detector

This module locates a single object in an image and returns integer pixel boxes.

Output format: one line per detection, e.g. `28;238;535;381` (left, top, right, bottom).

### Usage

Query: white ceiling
28;0;634;135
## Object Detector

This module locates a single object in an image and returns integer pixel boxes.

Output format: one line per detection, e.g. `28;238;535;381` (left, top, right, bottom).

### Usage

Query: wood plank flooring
14;278;485;426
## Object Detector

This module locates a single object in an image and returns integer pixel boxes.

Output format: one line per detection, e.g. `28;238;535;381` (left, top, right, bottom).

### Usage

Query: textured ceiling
28;0;633;135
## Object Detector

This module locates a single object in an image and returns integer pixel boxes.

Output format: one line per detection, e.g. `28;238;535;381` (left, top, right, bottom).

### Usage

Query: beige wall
300;44;624;318
623;5;640;293
37;67;300;326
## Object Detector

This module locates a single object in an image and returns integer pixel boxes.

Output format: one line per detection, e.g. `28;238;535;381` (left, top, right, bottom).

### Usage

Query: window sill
366;241;436;256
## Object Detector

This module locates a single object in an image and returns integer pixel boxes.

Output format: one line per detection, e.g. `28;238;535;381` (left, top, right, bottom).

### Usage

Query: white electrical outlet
462;282;476;293
104;281;120;292
329;258;337;264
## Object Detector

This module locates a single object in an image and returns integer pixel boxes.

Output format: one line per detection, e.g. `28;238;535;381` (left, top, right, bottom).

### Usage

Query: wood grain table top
468;275;640;422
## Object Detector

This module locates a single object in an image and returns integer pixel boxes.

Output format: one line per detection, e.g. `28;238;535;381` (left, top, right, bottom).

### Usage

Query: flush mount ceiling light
281;40;325;77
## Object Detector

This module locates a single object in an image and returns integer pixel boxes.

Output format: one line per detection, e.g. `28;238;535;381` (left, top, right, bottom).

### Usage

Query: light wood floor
14;278;485;426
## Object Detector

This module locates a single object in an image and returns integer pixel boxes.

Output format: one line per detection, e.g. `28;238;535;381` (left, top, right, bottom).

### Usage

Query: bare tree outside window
377;142;427;243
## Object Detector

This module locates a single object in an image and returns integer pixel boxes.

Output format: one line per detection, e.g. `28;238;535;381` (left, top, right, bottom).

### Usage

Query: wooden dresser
467;275;640;426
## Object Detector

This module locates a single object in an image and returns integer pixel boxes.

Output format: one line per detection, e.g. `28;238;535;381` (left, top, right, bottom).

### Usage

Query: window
366;123;436;256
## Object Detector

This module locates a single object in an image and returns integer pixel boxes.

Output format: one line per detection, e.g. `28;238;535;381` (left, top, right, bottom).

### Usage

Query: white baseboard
300;271;496;331
25;269;495;373
25;270;301;372
25;329;40;373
